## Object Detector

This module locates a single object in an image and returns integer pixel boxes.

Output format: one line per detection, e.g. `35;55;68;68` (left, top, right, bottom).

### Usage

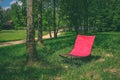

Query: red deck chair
60;34;95;58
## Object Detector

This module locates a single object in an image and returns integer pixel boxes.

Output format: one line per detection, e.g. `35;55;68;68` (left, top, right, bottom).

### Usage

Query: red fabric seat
60;34;95;57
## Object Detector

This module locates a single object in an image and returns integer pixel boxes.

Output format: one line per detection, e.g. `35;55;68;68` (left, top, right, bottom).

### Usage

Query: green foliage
11;1;26;29
60;0;83;32
90;0;120;32
0;7;11;30
0;6;3;30
0;32;120;80
60;0;120;33
1;0;120;32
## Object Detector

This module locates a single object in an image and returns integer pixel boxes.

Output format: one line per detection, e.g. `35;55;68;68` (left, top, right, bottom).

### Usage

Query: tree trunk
53;0;57;38
48;21;52;38
47;8;52;38
83;0;88;34
38;0;43;45
26;0;37;65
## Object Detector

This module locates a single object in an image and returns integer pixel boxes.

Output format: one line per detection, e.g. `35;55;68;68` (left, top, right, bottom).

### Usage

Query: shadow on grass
37;33;76;59
37;32;102;67
45;34;75;49
37;32;104;66
0;44;64;80
60;55;101;67
0;32;76;80
0;64;63;80
0;33;118;80
1;32;118;79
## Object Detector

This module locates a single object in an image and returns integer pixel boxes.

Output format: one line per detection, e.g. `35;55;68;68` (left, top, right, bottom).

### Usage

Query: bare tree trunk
44;0;52;38
48;21;52;38
83;0;88;34
38;0;43;46
47;9;52;38
53;0;57;38
26;0;37;65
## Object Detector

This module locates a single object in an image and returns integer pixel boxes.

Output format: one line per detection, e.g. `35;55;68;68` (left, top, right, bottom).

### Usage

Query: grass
0;31;120;80
0;30;48;42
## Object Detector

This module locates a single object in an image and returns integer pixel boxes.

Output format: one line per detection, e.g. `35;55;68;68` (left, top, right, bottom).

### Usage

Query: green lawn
0;30;48;42
0;32;120;80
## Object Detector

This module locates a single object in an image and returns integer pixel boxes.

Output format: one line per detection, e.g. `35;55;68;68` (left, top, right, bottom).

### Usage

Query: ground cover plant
0;32;120;80
0;30;48;42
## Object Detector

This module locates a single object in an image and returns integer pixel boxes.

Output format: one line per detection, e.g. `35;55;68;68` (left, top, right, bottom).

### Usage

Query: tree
0;6;3;30
83;0;88;34
0;7;12;30
60;0;83;34
53;0;57;38
38;0;43;45
11;3;20;29
44;0;52;38
18;0;27;28
26;0;37;65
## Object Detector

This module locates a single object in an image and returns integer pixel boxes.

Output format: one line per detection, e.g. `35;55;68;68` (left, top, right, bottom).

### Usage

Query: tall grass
0;32;120;80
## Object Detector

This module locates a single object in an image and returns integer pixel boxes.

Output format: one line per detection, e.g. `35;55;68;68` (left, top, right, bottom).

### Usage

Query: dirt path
0;30;62;47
